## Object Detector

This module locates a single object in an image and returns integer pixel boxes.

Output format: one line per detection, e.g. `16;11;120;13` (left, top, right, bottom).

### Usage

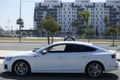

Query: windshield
35;44;53;53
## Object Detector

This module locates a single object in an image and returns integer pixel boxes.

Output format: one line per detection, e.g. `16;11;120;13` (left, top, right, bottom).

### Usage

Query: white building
34;0;120;36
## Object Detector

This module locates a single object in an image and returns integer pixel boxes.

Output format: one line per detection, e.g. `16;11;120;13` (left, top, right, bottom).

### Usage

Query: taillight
111;54;116;59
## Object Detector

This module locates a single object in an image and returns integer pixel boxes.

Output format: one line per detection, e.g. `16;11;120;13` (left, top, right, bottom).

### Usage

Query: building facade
34;0;120;36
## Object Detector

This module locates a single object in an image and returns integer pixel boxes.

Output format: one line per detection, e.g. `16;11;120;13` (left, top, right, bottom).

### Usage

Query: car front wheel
86;62;103;77
12;61;30;76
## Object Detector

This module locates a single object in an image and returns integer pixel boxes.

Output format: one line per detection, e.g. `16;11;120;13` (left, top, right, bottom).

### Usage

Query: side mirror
33;48;39;52
42;50;47;55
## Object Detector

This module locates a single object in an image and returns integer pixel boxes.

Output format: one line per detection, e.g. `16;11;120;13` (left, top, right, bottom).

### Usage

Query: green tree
38;15;51;44
117;24;120;33
103;16;109;27
22;31;27;37
116;24;120;38
87;29;96;35
71;20;80;27
106;27;117;46
16;30;20;37
71;19;81;37
78;11;90;42
78;11;90;27
0;32;1;36
38;14;60;44
16;30;19;34
48;18;61;43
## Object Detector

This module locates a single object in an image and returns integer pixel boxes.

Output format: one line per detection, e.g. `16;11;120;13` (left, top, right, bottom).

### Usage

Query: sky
0;0;106;30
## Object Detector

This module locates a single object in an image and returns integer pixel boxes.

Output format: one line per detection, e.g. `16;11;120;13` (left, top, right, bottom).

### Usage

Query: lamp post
17;0;24;43
20;0;21;19
16;0;34;42
19;0;22;43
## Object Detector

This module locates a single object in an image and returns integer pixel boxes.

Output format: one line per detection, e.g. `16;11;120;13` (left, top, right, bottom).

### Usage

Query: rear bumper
105;60;118;72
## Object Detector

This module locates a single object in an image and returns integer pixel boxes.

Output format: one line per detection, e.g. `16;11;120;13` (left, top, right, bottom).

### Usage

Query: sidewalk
0;50;120;61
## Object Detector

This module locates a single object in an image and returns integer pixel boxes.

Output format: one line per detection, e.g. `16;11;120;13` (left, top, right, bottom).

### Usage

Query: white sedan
3;41;118;77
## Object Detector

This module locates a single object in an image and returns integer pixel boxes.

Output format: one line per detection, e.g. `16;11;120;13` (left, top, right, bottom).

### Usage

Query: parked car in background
3;41;118;77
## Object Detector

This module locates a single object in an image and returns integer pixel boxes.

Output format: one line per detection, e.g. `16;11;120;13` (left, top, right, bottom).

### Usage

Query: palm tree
78;11;90;42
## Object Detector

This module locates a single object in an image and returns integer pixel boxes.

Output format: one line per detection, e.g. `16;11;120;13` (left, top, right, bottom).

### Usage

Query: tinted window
65;44;76;52
64;44;96;52
75;45;96;52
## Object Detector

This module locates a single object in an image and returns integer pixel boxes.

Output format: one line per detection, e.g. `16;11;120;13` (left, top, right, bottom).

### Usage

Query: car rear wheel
86;62;103;77
13;61;30;76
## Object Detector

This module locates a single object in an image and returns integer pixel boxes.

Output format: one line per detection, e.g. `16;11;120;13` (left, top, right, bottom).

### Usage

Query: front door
37;44;66;71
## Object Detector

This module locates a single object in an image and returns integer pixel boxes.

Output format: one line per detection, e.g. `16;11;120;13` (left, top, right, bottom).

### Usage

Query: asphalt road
0;61;120;80
0;42;47;51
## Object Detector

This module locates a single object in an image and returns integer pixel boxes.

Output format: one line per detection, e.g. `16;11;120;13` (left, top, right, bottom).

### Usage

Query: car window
65;44;76;52
75;45;96;52
48;44;66;53
64;44;96;52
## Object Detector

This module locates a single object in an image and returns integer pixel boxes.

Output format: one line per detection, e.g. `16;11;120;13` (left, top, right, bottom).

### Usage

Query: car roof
53;41;94;46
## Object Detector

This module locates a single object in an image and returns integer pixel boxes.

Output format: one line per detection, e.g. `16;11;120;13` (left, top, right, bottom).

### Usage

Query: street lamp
16;0;34;42
16;0;24;43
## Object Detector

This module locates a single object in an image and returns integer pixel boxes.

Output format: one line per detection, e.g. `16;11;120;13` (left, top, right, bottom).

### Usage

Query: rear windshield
94;44;109;51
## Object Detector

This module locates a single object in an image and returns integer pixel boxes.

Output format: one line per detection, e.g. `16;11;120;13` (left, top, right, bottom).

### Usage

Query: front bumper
3;60;12;72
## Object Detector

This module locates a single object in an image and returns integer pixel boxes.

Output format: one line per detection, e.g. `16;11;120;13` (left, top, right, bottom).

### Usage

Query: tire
86;62;103;77
12;61;30;76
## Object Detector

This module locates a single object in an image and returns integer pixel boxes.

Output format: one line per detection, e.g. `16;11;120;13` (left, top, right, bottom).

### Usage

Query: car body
3;41;118;77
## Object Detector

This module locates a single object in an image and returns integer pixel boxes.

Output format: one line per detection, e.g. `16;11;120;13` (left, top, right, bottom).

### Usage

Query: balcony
85;3;95;8
71;3;82;8
104;3;114;8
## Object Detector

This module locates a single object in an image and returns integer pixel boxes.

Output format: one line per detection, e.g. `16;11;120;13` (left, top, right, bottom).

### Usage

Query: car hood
8;51;35;57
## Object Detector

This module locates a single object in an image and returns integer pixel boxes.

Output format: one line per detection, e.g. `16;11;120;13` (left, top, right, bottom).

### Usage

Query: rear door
64;44;97;72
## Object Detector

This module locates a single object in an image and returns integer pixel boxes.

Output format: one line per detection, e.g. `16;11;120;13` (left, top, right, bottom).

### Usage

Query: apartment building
34;0;120;36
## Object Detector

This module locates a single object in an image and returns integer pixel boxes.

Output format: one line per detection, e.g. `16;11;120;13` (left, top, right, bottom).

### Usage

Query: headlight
5;57;13;61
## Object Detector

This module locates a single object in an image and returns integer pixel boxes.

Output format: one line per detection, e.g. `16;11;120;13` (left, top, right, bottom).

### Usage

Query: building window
68;8;70;10
64;11;66;14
